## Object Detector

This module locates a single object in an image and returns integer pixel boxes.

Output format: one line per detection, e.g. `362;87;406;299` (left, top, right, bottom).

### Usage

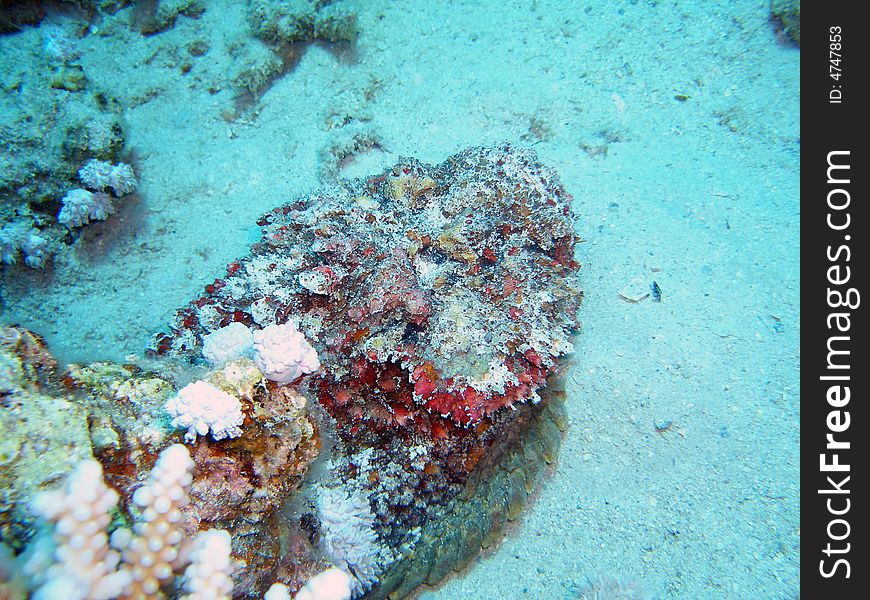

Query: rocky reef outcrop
151;144;582;597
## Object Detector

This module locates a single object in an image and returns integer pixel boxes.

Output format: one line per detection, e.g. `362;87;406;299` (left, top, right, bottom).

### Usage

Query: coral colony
58;160;137;229
155;144;580;433
0;222;50;268
0;145;581;599
1;160;137;270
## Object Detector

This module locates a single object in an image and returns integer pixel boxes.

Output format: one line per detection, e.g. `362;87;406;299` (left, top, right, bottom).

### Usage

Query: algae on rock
770;0;800;46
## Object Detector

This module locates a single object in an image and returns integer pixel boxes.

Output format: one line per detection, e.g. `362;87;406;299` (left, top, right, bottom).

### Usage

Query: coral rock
0;327;92;550
153;144;581;435
150;145;582;597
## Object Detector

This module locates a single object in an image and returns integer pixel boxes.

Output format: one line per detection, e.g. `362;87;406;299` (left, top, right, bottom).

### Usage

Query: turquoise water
0;1;800;598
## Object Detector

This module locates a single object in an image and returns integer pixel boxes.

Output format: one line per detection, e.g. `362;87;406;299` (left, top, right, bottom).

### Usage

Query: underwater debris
650;280;662;303
618;275;651;303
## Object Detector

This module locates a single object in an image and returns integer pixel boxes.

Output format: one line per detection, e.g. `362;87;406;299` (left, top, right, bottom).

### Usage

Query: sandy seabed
1;1;799;598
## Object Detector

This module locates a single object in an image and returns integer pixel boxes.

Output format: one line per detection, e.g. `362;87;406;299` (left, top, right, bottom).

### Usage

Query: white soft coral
252;322;320;384
58;189;116;228
316;487;382;596
202;322;255;366
165;381;244;442
58;160;137;228
78;159;137;195
0;221;51;268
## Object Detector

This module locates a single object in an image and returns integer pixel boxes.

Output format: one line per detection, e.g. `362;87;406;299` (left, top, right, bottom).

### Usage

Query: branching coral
25;444;233;599
179;529;234;600
3;328;323;597
29;459;131;599
111;443;195;598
